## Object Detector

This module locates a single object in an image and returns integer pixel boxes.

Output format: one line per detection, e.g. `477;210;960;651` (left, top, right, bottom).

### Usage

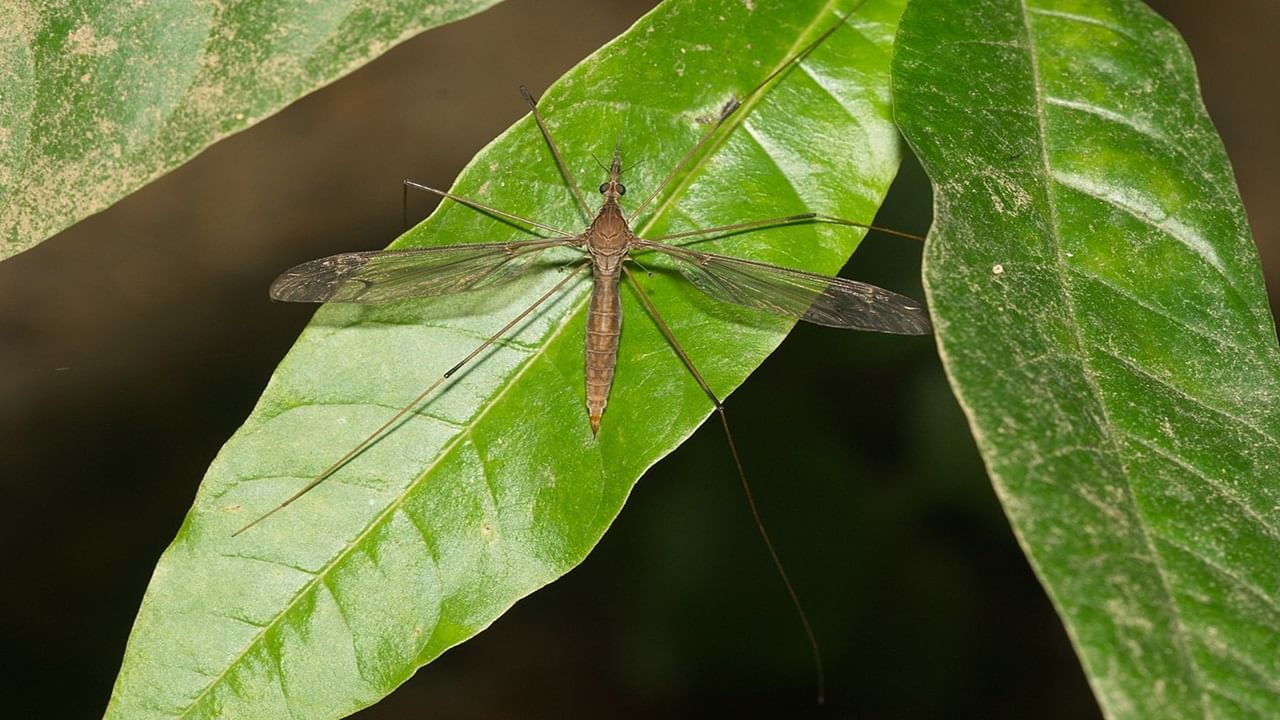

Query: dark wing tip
816;281;933;335
869;291;933;336
269;254;374;303
903;307;933;335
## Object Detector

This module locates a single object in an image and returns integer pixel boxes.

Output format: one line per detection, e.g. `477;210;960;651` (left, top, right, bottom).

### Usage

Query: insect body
243;12;931;700
582;164;631;433
268;149;929;440
263;7;932;452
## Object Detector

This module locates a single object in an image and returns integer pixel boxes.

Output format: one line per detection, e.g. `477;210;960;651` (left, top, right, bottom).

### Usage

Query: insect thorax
586;201;632;272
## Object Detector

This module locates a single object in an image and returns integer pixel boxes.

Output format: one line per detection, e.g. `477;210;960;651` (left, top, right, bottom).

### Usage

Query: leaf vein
1205;686;1274;720
320;574;365;682
1157;534;1280;625
1018;1;1215;715
1026;6;1139;43
1044;95;1165;142
1063;263;1250;354
1050;169;1228;277
220;552;320;577
260;400;469;431
181;282;591;719
324;320;543;351
632;0;845;237
1092;343;1273;443
1123;432;1280;545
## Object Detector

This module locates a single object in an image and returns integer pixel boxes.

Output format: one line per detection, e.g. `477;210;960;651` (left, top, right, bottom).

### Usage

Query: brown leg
234;262;588;536
621;264;826;704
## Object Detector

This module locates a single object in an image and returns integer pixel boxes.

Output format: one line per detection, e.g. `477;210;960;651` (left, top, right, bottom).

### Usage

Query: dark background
1;1;1275;718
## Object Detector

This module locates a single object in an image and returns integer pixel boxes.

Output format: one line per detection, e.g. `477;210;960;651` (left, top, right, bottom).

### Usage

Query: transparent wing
270;239;578;304
634;240;931;335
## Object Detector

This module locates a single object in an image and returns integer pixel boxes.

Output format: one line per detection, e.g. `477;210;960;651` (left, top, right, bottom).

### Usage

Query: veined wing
633;240;931;335
270;238;579;304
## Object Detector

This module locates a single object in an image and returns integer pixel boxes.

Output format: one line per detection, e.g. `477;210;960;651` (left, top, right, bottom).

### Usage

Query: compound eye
617;183;627;196
598;182;609;194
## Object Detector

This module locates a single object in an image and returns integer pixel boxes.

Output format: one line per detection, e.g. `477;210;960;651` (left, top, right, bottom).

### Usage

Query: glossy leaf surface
0;0;502;260
109;0;913;717
894;0;1280;717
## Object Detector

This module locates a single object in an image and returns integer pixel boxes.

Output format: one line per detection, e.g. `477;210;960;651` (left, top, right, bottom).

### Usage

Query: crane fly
237;9;930;703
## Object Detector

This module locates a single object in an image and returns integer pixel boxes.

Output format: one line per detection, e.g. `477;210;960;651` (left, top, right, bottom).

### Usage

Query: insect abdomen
585;269;622;435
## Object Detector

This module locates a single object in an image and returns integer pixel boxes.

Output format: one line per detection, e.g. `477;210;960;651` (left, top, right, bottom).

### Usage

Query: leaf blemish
66;25;117;56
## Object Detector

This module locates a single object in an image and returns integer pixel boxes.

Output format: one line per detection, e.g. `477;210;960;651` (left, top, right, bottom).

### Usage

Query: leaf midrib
631;0;846;238
1015;0;1213;716
180;279;591;719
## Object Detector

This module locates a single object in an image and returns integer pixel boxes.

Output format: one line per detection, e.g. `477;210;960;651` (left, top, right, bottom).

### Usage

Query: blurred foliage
0;0;501;259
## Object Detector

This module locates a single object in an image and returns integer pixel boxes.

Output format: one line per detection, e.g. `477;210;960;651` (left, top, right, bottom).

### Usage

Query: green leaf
0;0;504;260
109;0;915;717
894;0;1280;717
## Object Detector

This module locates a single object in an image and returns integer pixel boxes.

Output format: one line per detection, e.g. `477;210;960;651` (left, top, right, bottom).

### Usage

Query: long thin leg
234;262;588;537
403;180;577;238
629;3;868;221
647;212;926;245
520;86;593;222
621;264;826;705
